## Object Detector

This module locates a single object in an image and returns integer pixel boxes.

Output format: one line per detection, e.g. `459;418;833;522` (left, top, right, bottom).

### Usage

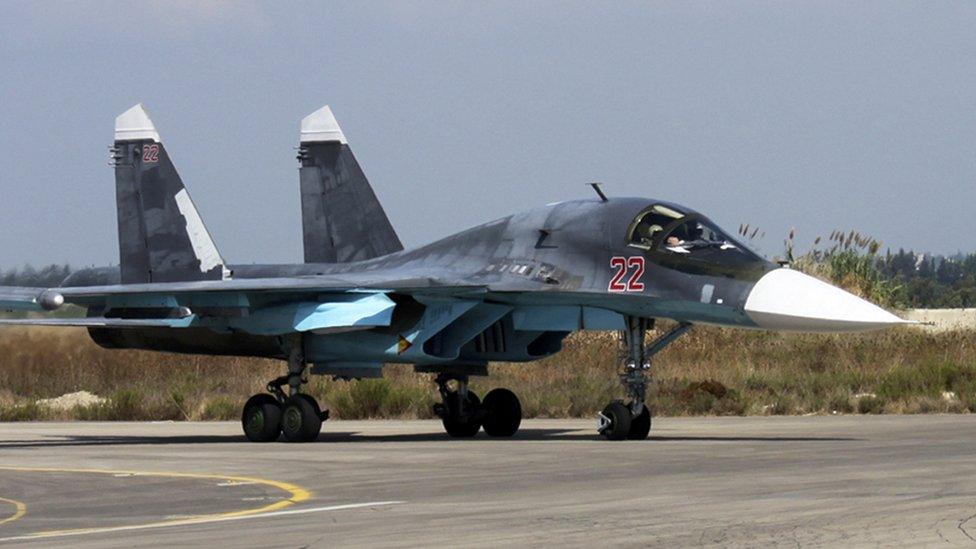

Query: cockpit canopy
627;203;766;277
628;204;685;250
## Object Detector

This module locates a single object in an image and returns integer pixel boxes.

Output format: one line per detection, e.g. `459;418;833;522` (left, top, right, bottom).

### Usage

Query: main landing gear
597;318;692;441
242;336;329;443
432;373;523;438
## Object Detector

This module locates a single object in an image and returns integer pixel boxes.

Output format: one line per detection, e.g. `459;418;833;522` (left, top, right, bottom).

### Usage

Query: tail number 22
608;256;645;292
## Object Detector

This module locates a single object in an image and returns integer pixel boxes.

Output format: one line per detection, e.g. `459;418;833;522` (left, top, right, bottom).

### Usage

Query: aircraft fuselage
67;196;856;371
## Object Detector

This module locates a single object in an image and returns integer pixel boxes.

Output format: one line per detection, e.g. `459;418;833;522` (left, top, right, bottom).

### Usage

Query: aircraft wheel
242;393;282;442
627;404;651;440
281;394;322;442
598;401;632;441
443;391;482;438
482;388;522;437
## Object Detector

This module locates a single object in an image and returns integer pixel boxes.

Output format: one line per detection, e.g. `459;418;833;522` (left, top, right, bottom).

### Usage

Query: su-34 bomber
0;104;912;441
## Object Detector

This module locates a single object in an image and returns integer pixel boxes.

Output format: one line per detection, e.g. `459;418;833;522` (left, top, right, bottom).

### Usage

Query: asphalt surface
1;416;975;547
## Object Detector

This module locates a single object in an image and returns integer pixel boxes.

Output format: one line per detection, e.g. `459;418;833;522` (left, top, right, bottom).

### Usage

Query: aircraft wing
0;317;193;328
55;276;479;299
49;277;489;307
0;286;50;312
0;277;490;335
1;285;191;329
0;276;483;303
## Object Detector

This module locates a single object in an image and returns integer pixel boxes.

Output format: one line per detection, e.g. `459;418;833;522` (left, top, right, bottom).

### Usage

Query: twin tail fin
112;104;228;284
298;106;403;263
110;103;400;283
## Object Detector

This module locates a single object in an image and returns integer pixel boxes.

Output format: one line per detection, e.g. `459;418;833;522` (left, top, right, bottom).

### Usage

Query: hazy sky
1;2;974;268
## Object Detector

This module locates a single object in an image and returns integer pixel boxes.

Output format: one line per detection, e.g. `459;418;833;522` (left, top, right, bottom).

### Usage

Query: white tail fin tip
300;105;347;144
115;104;160;142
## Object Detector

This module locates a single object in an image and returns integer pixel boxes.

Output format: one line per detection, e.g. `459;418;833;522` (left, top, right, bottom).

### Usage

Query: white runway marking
0;501;403;543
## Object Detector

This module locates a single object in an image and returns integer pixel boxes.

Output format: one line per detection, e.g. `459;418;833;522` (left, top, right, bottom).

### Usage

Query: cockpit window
627;204;685;250
661;219;736;253
627;204;767;279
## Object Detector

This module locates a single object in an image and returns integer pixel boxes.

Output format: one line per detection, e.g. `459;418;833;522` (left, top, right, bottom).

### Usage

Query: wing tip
115;103;160;142
300;104;347;144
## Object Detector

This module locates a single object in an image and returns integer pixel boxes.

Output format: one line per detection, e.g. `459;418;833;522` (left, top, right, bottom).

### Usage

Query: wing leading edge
1;287;43;312
0;278;488;335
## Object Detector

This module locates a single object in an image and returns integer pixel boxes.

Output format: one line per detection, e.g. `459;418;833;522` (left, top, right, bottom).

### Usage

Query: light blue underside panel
423;302;513;359
512;306;625;332
304;298;483;363
396;299;480;360
582;307;626;330
233;293;395;336
512;306;581;331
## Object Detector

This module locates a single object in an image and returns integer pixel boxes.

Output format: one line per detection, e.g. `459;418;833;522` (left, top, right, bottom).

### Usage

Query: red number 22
609;256;645;292
142;144;159;164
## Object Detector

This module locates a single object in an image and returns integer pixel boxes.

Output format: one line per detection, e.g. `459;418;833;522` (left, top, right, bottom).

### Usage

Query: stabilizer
298;106;403;263
112;104;229;284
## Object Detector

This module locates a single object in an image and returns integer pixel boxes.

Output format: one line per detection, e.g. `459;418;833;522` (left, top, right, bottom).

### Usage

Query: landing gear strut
434;374;481;437
432;373;522;438
241;335;329;443
597;318;692;441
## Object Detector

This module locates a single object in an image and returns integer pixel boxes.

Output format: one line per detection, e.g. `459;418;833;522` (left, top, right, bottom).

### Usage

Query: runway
1;416;975;547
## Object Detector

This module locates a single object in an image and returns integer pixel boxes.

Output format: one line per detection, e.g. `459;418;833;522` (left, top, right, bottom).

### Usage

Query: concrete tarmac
1;416;975;547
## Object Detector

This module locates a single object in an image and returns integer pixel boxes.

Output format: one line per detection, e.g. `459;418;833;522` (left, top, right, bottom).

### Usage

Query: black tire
281;394;323;443
482;388;522;437
600;401;632;441
627;404;651;440
442;391;482;438
242;393;282;443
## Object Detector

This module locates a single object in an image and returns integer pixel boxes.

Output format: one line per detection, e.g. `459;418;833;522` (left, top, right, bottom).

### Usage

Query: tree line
0;264;72;288
879;250;976;308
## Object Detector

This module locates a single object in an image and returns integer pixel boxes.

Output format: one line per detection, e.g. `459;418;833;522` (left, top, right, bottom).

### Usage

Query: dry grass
1;325;974;421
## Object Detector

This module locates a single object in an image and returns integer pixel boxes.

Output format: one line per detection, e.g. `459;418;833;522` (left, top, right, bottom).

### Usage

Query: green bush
0;401;48;421
201;396;239;420
857;395;884;414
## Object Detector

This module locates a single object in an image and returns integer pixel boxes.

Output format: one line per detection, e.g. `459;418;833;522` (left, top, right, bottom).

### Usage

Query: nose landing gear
597;318;692;441
597;400;632;441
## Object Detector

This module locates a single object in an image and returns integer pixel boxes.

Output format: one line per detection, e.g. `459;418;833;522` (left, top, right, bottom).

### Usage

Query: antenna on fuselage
589;182;608;202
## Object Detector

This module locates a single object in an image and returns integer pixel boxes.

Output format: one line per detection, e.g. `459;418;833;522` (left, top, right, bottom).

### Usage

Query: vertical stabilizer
112;104;228;283
299;105;403;263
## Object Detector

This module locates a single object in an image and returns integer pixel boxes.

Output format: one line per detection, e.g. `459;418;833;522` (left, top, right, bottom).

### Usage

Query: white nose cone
744;268;911;332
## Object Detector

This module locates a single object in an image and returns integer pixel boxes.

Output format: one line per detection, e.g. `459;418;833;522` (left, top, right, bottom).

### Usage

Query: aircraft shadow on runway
0;428;861;448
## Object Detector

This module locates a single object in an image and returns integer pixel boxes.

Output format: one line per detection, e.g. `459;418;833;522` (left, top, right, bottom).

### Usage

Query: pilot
638;224;664;247
666;222;704;249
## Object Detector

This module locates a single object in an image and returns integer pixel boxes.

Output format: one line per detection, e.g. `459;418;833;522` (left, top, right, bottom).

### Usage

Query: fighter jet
0;104;911;442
